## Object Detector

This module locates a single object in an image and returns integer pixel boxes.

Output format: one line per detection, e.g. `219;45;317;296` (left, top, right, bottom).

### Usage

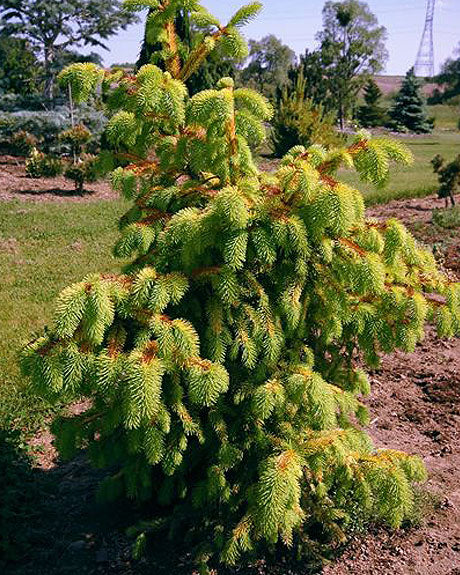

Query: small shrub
271;71;342;157
64;154;99;193
59;124;92;156
25;148;63;178
431;154;460;207
432;205;460;229
0;107;106;154
9;130;38;156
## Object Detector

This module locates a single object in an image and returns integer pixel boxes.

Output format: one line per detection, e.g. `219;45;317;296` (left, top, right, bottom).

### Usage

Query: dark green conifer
22;1;460;570
389;68;432;133
358;78;386;128
432;154;459;207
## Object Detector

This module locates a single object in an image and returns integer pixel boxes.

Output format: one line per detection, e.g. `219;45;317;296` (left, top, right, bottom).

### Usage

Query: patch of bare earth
0;155;117;203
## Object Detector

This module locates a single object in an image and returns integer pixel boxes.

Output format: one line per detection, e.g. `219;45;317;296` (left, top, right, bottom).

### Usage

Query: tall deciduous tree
240;34;296;100
0;0;137;99
317;0;387;129
0;35;41;95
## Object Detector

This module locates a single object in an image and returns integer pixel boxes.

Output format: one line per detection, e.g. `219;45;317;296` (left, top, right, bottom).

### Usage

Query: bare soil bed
0;155;116;203
1;161;459;574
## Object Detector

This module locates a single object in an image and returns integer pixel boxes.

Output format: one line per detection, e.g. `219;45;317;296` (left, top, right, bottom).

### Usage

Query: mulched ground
1;158;459;574
0;155;116;203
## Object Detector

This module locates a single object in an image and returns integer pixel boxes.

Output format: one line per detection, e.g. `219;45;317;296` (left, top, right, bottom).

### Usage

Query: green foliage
389;69;433;134
431;153;460;207
316;0;388;128
22;0;460;569
240;35;297;100
432;205;460;229
64;155;99;193
137;8;239;96
0;35;42;95
271;70;342;157
0;0;137;98
358;79;386;128
430;43;460;104
7;129;38;155
25;147;63;178
0;108;106;155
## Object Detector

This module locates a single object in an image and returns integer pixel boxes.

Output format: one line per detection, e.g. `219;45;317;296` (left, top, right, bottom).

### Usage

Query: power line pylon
414;0;436;78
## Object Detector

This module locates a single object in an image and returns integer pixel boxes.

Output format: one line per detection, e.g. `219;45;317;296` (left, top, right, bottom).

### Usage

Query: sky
98;0;460;76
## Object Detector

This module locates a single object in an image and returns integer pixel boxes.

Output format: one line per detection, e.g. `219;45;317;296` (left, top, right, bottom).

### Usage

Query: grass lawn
0;199;127;432
341;131;460;205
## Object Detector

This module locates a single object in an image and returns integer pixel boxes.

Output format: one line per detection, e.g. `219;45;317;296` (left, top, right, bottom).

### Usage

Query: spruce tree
21;1;460;570
358;78;386;128
137;7;237;95
389;68;432;133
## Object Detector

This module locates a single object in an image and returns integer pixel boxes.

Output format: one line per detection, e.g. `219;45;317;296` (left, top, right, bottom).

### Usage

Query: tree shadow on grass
16;188;96;198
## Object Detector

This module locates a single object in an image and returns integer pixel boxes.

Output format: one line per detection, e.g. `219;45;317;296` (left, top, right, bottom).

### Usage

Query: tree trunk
338;99;345;131
43;46;55;101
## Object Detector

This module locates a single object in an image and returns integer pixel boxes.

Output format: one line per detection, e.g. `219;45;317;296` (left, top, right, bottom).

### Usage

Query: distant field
374;74;438;97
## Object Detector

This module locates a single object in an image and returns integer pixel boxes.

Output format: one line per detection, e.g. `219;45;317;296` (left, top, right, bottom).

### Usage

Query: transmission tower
414;0;436;77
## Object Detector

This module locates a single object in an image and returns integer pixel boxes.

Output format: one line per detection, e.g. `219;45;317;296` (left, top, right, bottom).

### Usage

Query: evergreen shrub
25;147;63;178
271;71;342;158
22;1;460;570
388;69;433;134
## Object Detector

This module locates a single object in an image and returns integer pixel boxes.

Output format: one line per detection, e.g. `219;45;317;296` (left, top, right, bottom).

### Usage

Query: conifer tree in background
389;68;432;134
22;0;460;570
271;70;342;157
431;154;459;207
358;78;386;128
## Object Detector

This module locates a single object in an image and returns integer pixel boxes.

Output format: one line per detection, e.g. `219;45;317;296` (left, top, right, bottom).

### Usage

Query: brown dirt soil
367;193;460;277
0;155;117;202
1;174;459;574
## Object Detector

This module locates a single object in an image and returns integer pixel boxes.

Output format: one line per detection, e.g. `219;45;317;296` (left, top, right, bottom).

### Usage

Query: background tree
239;35;296;100
389;68;432;133
432;154;460;207
317;0;387;129
288;49;335;112
0;0;137;99
271;70;342;157
0;35;41;95
357;78;386;128
430;43;460;104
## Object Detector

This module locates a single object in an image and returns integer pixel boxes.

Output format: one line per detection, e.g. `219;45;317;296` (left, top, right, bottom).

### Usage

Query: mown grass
341;131;460;205
0;198;127;433
429;103;460;131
